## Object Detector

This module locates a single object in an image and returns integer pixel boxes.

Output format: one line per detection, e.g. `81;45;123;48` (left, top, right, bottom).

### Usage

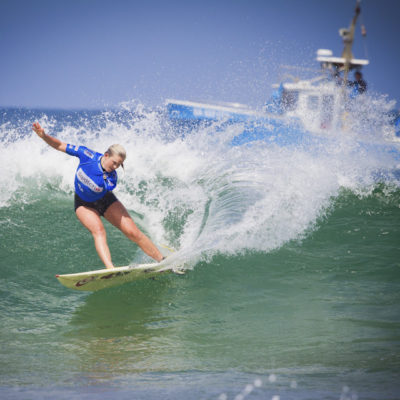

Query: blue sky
1;0;399;109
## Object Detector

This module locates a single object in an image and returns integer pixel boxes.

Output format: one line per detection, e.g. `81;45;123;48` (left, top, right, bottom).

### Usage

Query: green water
1;105;400;398
1;188;399;399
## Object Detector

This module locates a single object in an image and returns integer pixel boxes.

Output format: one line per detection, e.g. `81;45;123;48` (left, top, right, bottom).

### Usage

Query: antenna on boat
359;5;369;60
340;0;361;87
315;0;368;83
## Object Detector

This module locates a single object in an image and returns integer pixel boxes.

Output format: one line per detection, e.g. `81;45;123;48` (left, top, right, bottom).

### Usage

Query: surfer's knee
126;226;144;243
90;223;107;238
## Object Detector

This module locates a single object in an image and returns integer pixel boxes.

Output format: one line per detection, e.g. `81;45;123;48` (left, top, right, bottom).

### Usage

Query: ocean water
0;105;399;399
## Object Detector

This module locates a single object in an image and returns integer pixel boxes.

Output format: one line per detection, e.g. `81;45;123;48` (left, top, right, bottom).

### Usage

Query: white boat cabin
268;49;369;135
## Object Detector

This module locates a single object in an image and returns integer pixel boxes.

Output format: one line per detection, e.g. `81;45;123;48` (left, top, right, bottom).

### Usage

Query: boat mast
340;0;361;87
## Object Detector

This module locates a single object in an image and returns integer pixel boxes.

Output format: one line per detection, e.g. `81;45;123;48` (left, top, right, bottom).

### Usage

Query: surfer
32;122;164;268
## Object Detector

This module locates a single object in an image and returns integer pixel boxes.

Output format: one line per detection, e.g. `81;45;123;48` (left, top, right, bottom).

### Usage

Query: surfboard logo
72;270;133;288
76;168;103;193
100;271;132;280
75;276;96;287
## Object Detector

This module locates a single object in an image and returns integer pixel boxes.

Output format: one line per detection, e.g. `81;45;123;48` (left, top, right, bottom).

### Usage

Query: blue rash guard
66;144;118;202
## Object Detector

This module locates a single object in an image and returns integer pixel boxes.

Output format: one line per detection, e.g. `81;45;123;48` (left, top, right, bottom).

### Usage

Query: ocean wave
1;104;399;267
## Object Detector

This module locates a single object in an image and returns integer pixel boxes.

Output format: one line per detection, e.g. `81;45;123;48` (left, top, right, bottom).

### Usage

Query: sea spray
1;104;399;263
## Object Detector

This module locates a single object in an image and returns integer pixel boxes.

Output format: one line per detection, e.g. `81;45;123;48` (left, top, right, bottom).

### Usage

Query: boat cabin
267;49;369;134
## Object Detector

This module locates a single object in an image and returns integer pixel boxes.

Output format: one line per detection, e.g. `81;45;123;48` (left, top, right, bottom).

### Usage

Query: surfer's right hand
32;122;45;138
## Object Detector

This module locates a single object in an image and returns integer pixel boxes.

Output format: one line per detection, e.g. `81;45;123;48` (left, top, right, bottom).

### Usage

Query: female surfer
32;122;164;268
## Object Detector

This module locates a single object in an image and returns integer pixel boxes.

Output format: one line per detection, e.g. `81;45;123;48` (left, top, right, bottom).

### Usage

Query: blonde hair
105;144;126;168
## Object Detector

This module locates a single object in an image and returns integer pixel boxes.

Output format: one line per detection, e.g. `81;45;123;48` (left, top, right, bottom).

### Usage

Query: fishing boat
165;1;400;144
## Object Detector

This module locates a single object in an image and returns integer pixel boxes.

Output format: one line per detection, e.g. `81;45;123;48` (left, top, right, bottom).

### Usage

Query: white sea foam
1;102;399;266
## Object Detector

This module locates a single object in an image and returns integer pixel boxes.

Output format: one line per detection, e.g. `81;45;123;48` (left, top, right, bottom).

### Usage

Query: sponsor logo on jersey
76;168;103;193
84;149;94;158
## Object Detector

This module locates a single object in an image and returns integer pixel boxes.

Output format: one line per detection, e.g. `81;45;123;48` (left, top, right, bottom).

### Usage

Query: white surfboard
56;262;181;292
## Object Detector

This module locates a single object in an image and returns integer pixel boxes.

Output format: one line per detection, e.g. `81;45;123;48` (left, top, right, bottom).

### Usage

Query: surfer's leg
104;201;164;262
75;206;114;268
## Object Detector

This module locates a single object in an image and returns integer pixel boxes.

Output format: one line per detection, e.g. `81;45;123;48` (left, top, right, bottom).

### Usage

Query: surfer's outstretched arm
32;122;67;153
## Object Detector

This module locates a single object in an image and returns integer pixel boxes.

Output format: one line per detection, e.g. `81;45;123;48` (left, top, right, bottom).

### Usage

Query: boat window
321;95;334;128
282;90;299;111
307;96;319;110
